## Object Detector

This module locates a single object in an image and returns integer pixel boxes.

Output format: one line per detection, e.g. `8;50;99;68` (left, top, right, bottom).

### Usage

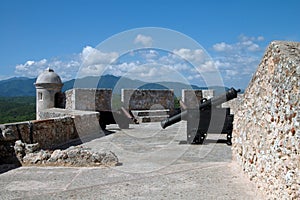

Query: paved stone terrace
0;122;264;199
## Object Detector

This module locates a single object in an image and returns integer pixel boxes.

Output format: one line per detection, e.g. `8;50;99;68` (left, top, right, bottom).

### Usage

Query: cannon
161;88;241;145
99;107;139;130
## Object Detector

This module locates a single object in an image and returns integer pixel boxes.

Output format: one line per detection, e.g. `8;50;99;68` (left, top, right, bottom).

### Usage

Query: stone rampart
39;108;102;141
65;88;112;111
232;41;300;199
1;117;77;150
182;89;203;109
1;108;103;165
122;89;175;112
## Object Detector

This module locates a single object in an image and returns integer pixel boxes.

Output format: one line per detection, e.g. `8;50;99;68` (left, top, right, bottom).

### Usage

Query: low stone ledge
14;140;119;167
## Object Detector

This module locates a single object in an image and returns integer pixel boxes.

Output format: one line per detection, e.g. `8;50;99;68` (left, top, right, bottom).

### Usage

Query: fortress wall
38;108;101;142
182;90;203;109
65;88;112;111
30;117;77;149
1;110;102;165
202;89;215;99
0;117;77;150
232;41;300;199
181;89;215;109
122;89;175;112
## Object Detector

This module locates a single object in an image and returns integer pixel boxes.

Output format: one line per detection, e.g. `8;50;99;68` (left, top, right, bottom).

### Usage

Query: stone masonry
182;89;203;109
0;117;77;150
65;88;112;111
232;41;300;199
122;89;175;112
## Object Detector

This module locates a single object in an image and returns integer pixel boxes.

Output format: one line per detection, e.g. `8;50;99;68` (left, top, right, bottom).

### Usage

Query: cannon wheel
193;132;207;144
226;131;232;145
198;133;207;144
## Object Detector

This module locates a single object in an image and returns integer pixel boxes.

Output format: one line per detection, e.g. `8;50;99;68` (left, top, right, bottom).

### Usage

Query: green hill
0;96;36;124
0;77;36;97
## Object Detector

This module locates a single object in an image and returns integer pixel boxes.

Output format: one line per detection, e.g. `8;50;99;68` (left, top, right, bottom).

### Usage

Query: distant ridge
0;77;36;97
0;75;231;97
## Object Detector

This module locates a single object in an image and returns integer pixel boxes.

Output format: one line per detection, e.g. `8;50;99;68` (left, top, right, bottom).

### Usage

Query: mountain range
0;75;230;97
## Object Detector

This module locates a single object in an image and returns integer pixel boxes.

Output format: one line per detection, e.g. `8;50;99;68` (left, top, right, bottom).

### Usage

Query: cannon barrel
199;87;240;110
161;87;241;129
161;110;187;129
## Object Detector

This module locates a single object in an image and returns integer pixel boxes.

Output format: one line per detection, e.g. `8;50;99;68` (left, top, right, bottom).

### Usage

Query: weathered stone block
65;88;112;111
122;89;175;112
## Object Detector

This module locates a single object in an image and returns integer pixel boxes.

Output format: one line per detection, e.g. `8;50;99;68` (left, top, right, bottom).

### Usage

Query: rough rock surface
13;140;119;167
232;41;300;199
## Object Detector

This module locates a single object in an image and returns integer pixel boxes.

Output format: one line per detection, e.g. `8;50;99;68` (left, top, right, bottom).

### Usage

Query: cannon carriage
161;88;240;145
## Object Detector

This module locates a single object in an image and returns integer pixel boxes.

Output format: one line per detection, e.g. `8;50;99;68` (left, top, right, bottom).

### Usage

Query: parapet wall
182;90;203;109
1;108;102;163
122;89;175;112
65;88;112;111
0;117;77;151
39;108;101;140
232;41;300;199
181;89;214;108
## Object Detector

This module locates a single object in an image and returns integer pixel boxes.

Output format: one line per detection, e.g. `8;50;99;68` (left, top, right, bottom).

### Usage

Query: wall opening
38;92;43;101
55;92;66;108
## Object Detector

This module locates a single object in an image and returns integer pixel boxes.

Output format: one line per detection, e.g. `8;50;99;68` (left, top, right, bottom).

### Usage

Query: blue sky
0;0;299;89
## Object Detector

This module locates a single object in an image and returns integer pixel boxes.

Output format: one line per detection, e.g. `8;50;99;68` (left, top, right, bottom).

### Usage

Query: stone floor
0;122;265;199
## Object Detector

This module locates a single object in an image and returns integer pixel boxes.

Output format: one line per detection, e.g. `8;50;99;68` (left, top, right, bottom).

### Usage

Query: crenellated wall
232;41;300;199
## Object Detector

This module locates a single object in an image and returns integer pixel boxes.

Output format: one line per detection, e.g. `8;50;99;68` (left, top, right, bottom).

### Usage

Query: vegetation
0;96;36;124
111;94;122;110
174;97;181;109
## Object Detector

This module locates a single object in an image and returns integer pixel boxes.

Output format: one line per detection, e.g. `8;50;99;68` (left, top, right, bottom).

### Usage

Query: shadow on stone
178;139;230;145
0;141;22;174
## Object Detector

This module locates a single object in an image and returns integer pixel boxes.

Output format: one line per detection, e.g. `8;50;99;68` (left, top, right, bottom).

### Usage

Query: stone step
131;109;170;117
131;109;170;123
138;115;169;123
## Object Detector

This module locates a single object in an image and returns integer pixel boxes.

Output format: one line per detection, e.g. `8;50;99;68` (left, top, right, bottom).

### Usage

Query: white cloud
75;46;120;78
239;34;264;42
81;46;118;66
13;46;212;86
213;34;263;54
120;63;189;83
212;42;233;52
12;33;265;90
225;69;238;76
15;59;49;77
247;43;260;51
134;34;153;46
257;36;264;41
173;48;206;63
15;57;81;81
213;53;261;84
110;48;218;84
211;34;266;87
